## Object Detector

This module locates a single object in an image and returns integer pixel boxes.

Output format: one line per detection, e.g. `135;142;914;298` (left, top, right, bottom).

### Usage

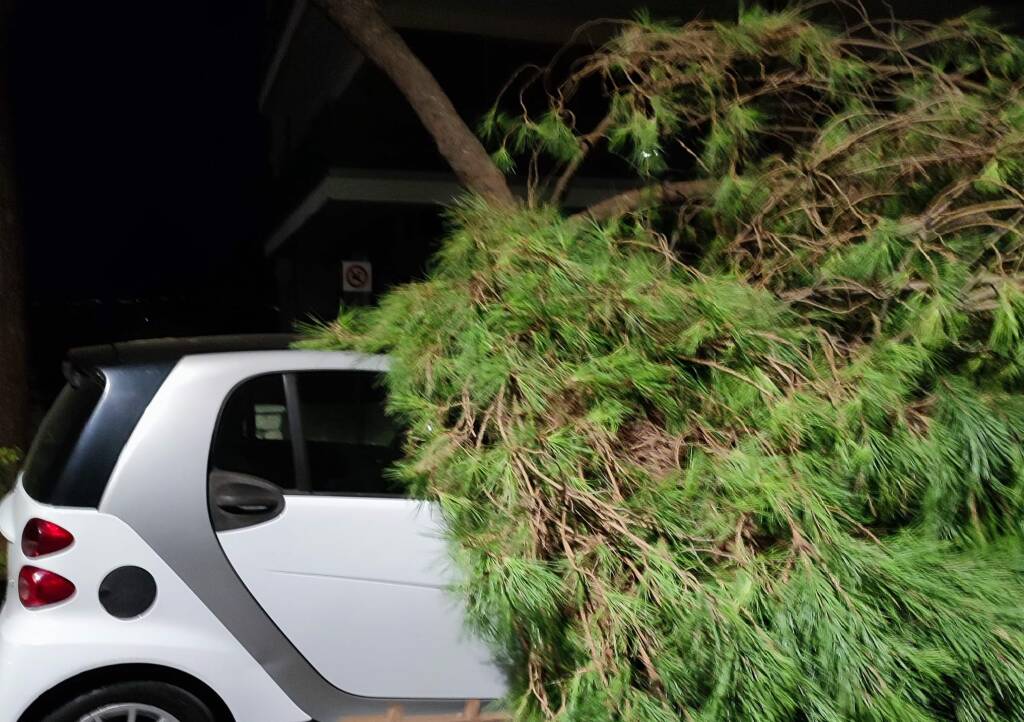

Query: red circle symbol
345;264;369;289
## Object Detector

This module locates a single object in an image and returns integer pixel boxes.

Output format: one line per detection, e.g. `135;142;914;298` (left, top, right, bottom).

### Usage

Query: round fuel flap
98;566;157;619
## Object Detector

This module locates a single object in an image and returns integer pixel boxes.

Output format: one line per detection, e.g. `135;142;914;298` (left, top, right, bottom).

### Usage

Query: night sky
11;0;266;302
9;1;274;397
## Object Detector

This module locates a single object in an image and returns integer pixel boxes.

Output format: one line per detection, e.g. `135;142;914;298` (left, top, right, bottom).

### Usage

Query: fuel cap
99;566;157;619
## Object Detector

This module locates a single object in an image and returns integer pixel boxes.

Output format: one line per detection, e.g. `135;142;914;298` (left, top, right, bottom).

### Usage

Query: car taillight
21;518;74;558
19;566;75;608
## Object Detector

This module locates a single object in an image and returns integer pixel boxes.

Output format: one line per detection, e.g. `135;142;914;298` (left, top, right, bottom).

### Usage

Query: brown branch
549;113;615;205
573;179;715;222
319;0;515;207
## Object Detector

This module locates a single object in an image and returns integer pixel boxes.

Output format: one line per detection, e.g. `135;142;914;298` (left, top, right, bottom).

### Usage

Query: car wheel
42;681;216;722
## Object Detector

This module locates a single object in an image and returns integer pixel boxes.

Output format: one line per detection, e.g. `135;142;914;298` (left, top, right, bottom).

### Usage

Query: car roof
67;334;299;369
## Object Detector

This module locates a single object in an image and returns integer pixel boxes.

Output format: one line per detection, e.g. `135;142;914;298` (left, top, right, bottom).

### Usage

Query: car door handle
215;490;279;515
217;500;276;515
209;470;286;531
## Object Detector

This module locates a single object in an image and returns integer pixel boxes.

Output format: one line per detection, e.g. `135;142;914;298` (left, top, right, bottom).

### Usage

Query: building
257;0;726;325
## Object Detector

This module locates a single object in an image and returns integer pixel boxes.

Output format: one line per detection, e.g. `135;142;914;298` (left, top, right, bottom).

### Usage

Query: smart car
0;336;507;721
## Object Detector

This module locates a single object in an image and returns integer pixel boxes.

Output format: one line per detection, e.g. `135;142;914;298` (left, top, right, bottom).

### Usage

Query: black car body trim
23;362;175;508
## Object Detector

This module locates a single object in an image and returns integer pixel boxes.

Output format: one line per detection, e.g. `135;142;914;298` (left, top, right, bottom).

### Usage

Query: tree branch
549;113;615;205
574;179;715;222
320;0;515;207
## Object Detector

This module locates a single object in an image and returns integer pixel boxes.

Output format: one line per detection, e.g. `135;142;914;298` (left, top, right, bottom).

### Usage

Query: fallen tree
310;5;1024;720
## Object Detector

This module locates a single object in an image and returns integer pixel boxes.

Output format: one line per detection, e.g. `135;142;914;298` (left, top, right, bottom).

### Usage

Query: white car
0;336;507;722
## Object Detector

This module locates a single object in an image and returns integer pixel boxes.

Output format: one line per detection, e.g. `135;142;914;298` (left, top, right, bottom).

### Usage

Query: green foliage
608;103;665;175
491;146;516;175
0;447;19;493
307;5;1024;721
0;447;19;576
702;103;765;173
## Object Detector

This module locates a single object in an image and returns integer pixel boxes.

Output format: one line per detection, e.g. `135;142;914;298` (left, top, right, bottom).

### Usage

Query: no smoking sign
342;260;372;293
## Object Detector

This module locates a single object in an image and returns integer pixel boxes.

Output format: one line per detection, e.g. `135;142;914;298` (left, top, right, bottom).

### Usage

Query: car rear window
22;360;176;507
22;372;106;501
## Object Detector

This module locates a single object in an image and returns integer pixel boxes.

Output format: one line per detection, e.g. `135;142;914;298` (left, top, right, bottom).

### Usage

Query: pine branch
574;179;715;221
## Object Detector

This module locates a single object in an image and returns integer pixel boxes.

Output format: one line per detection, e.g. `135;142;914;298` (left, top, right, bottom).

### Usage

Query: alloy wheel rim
78;702;181;722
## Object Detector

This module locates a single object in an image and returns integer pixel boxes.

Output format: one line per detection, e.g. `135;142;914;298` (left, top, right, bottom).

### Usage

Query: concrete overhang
264;168;631;256
259;0;717;113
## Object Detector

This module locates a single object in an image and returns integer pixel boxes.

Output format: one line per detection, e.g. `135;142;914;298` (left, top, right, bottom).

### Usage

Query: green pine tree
306;6;1024;720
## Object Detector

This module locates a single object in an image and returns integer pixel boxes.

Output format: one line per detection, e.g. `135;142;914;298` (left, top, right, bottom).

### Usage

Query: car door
206;368;506;701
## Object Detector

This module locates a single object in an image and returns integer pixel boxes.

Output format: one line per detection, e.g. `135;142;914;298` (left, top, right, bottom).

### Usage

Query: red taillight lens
18;566;75;608
21;518;74;558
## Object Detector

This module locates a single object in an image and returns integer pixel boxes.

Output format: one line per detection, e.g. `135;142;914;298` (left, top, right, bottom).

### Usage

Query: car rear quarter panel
0;482;308;722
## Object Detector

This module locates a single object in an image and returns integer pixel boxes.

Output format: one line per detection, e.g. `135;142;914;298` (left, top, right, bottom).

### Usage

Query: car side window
295;370;405;497
210;373;297;490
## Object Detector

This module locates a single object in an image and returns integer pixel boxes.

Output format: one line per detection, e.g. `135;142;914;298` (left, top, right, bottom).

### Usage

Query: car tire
41;680;216;722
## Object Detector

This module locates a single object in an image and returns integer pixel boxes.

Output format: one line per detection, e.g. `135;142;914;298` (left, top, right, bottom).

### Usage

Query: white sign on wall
342;260;372;293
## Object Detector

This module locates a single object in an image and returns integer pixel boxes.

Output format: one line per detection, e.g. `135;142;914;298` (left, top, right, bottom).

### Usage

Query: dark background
10;1;272;413
8;0;1024;419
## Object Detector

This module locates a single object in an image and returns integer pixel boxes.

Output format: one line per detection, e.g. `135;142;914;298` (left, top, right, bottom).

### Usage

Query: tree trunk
319;0;515;208
0;0;28;452
575;179;715;222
